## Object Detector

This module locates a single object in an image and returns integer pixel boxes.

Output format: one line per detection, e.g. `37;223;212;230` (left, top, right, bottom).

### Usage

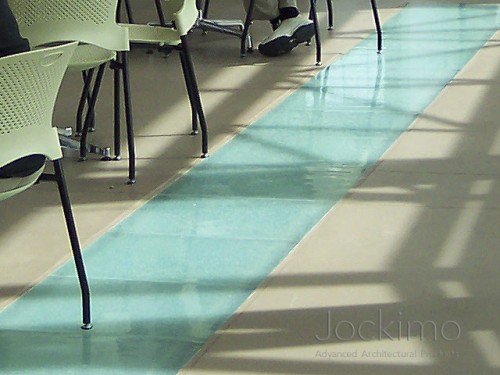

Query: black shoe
258;16;314;57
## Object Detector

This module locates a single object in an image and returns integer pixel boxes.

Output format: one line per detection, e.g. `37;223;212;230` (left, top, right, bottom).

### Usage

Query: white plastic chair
10;0;137;184
120;0;208;157
0;42;92;330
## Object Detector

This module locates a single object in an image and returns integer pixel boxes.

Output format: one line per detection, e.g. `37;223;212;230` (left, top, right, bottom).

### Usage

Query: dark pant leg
0;0;30;57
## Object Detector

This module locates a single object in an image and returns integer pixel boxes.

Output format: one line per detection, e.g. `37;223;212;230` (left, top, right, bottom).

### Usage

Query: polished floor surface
1;1;500;374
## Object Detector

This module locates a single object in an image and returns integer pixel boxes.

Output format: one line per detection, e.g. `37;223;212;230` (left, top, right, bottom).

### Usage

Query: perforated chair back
0;42;77;199
10;0;128;52
10;0;135;184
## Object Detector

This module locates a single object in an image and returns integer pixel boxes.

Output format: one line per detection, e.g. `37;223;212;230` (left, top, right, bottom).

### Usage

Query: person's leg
0;0;30;57
258;0;315;57
240;0;300;20
278;0;299;16
241;0;279;21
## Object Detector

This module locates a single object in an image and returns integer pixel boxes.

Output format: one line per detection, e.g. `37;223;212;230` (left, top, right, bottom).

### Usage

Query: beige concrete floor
1;1;499;374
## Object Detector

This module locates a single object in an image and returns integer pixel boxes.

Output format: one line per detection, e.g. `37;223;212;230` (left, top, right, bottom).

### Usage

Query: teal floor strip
1;4;499;374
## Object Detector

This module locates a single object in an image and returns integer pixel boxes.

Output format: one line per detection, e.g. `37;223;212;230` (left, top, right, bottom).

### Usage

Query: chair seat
68;44;117;71
0;164;45;199
0;154;46;177
122;23;181;45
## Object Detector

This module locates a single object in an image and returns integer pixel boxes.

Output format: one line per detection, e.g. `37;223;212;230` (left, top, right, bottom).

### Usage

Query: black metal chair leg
326;0;334;30
86;72;97;133
180;36;208;158
179;49;199;135
310;0;322;66
202;0;210;19
80;64;106;161
53;159;92;330
123;0;134;23
112;59;121;161
119;51;136;184
153;0;167;26
76;69;95;136
241;0;256;57
322;0;379;50
370;0;383;52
